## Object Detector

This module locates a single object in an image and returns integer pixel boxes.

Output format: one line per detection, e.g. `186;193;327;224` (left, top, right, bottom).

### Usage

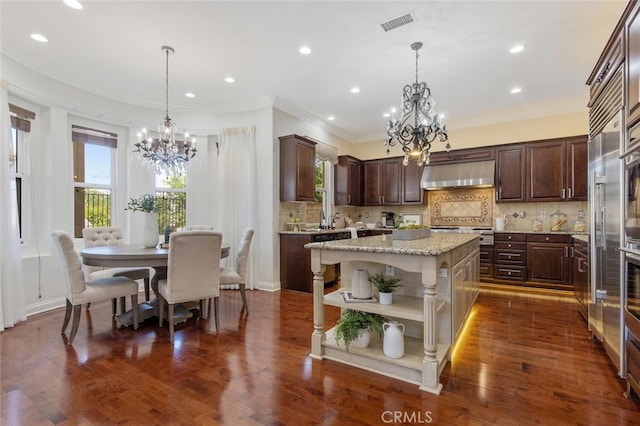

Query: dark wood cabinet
628;6;640;127
280;234;314;292
493;233;527;282
572;237;589;320
527;234;572;290
524;136;588;202
279;134;316;202
590;31;623;107
526;139;566;202
479;247;494;279
363;158;402;206
429;146;495;165
334;155;362;206
401;160;424;205
495;145;526;203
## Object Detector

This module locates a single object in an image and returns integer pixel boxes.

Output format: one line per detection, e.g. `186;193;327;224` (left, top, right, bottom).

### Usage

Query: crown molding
273;97;355;142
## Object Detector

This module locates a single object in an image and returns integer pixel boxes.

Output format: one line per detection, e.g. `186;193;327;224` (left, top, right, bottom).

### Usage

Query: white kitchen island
305;233;480;394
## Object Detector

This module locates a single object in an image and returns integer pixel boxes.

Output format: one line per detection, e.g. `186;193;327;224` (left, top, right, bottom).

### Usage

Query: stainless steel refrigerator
589;110;624;376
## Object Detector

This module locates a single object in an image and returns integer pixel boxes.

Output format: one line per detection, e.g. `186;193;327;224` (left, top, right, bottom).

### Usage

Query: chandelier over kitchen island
135;46;197;175
385;42;450;167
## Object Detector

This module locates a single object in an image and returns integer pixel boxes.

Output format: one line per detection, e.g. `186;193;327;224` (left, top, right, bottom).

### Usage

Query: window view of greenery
315;157;324;203
156;174;186;233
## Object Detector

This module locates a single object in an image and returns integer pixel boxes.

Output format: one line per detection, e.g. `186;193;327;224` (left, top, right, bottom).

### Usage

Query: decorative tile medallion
429;188;493;227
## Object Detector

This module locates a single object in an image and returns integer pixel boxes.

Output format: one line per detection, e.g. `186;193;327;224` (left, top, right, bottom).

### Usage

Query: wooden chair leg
213;296;220;332
168;304;175;343
68;304;82;344
200;299;208;320
239;283;248;314
143;277;150;302
120;296;126;314
131;294;139;330
61;299;72;332
158;296;165;326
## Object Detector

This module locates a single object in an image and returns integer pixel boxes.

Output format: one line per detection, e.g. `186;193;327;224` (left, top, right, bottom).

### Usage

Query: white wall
3;54;277;315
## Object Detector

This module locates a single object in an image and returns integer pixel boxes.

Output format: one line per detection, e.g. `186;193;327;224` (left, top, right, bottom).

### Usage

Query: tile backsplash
279;188;589;232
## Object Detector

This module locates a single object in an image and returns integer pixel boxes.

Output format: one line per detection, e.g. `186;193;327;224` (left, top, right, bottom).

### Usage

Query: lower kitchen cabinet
479;246;493;278
572;237;589;320
527;234;572;290
483;232;575;291
493;233;527;282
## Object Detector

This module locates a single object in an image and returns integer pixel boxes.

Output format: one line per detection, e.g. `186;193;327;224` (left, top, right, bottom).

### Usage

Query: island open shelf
305;233;480;394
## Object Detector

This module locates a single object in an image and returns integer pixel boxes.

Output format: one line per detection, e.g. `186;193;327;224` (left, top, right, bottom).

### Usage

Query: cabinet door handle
495;191;498;201
347;195;351;204
567;188;572;199
562;188;566;198
564;246;569;257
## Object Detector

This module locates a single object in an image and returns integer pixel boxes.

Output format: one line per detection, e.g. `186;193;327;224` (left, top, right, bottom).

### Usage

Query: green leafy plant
398;224;429;230
126;194;158;213
334;309;387;351
368;272;403;294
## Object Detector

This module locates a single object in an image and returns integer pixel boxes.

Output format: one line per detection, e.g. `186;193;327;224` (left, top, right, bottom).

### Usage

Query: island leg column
421;257;443;394
310;249;326;359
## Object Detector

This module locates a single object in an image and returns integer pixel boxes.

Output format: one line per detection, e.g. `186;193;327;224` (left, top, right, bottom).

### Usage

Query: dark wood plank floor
2;286;640;425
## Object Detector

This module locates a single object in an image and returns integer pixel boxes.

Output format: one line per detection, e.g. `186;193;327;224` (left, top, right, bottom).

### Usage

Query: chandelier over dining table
385;42;450;167
135;46;197;175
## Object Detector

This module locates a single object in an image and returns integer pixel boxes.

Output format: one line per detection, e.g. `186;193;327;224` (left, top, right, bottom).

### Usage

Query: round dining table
80;243;230;326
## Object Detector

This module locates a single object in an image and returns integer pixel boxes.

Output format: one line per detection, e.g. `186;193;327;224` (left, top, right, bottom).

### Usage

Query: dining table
80;243;230;326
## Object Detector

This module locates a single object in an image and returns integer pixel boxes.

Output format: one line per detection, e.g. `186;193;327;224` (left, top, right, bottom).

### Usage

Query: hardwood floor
2;287;640;425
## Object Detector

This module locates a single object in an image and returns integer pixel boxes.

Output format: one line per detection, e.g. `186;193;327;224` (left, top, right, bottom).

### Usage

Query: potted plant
368;272;403;305
334;309;387;351
126;194;159;248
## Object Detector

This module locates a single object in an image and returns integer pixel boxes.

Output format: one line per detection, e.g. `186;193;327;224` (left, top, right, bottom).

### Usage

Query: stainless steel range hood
420;160;495;189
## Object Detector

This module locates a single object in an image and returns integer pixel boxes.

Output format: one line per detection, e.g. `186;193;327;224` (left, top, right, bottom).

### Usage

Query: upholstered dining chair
52;230;139;344
157;230;223;343
82;226;151;314
220;228;254;314
182;225;214;230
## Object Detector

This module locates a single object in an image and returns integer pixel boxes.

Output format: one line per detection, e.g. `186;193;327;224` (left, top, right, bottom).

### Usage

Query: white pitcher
383;321;405;359
351;269;372;299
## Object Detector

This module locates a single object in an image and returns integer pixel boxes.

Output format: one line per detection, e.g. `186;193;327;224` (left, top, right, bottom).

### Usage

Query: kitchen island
305;233;480;394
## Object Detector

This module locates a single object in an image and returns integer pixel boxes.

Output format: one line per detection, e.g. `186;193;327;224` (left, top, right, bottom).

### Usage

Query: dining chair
52;230;139;344
82;227;151;314
182;225;214;230
220;228;254;314
157;230;223;343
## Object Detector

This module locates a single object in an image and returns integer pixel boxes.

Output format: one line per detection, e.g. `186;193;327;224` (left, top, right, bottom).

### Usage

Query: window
155;171;186;232
9;103;35;240
314;158;333;226
72;125;116;237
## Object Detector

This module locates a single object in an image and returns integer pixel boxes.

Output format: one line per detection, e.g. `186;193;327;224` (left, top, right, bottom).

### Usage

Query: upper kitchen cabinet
334;155;362;206
429;146;495;165
628;4;640;127
363;158;402;206
589;31;623;107
279;134;316;202
495;145;526;203
526;136;588;202
401;160;424;205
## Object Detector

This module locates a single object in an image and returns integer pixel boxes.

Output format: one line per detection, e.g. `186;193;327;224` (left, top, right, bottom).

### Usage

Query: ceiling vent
380;11;416;32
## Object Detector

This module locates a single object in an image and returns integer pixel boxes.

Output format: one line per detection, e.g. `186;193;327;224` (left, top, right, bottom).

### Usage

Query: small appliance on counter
381;211;396;228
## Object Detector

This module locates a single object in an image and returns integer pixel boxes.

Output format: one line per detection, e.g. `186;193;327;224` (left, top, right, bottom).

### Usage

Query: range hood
420;160;495;189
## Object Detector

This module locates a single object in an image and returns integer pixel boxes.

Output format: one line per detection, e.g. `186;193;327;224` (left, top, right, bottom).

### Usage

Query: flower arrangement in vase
334;309;387;351
368;272;403;305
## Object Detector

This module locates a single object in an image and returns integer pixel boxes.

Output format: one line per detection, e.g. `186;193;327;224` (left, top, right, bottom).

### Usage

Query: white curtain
216;126;258;290
0;80;26;330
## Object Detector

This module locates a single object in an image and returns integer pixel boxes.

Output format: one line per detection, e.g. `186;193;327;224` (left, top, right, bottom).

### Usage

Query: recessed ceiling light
224;77;235;84
439;113;446;119
383;113;391;118
510;45;525;54
299;46;311;55
30;33;48;43
64;0;83;10
390;107;397;113
350;87;360;94
327;116;335;121
510;87;522;94
185;92;195;98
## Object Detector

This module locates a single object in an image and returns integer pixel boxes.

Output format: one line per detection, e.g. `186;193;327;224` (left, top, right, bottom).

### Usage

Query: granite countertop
572;234;589;243
304;233;478;256
279;227;391;235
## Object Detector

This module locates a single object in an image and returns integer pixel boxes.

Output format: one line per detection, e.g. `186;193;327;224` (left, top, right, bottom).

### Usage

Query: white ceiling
0;1;628;143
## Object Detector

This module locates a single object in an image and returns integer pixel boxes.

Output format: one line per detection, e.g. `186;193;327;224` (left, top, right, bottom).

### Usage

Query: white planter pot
351;329;371;349
142;212;159;248
379;292;393;305
351;269;372;299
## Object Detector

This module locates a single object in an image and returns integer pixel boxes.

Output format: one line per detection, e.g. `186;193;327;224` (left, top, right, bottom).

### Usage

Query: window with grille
155;170;186;233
